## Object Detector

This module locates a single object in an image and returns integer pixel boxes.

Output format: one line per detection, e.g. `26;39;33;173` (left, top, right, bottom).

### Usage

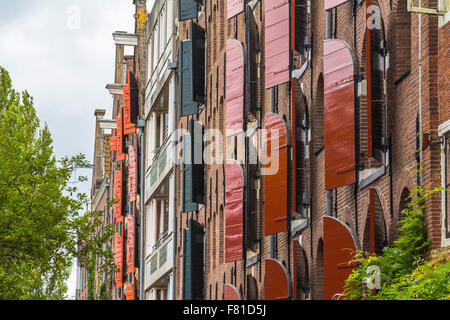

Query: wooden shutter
182;125;199;213
124;71;138;135
128;146;137;202
225;159;245;262
246;8;259;114
114;166;123;219
182;219;204;300
190;119;205;204
178;0;198;21
227;0;244;19
324;0;350;11
115;217;124;289
324;39;357;190
116;107;126;161
323;216;359;300
190;21;206;104
180;40;199;116
126;212;135;274
264;258;293;300
265;0;290;89
223;284;242;300
226;39;245;137
263;113;289;236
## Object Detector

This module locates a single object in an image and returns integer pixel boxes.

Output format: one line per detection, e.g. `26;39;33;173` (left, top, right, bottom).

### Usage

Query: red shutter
324;0;350;11
323;216;359;300
226;39;245;137
227;0;244;19
223;284;242;300
110;136;118;152
225;159;244;262
114;218;124;289
123;71;138;135
124;277;135;300
265;0;290;89
324;39;357;190
116;108;126;161
126;213;135;273
264;258;292;300
263;113;288;236
114;165;122;218
128;146;137;202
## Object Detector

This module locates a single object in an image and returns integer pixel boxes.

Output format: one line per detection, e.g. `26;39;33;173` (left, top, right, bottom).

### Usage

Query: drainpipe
418;1;424;186
138;119;145;300
353;0;360;238
269;87;276;258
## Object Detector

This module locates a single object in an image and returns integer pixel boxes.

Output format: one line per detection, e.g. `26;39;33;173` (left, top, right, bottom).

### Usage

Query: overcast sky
0;0;154;299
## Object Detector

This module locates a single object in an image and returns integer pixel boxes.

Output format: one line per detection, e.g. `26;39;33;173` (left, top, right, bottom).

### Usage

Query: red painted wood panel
128;146;137;202
324;39;356;190
116;107;126;161
323;216;358;300
223;284;242;300
124;277;135;300
123;71;137;135
264;259;292;300
110;136;118;152
227;0;244;19
114;165;122;219
225;159;244;262
226;39;245;137
324;0;350;11
126;212;135;273
114;218;124;289
263;113;288;236
265;0;290;89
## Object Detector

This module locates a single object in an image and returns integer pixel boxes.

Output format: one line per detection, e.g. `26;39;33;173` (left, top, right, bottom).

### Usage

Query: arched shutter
225;160;245;262
265;0;290;89
223;284;242;300
324;39;357;190
264;258;293;300
226;39;245;137
323;216;359;300
263;113;289;236
324;0;350;11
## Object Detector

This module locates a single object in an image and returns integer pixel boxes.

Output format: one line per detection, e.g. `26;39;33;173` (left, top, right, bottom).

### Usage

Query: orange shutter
264;258;292;300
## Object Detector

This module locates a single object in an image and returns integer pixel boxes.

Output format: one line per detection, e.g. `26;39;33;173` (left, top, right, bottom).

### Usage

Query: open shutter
226;39;245;137
114;165;123;219
324;39;357;190
225;159;244;262
264;258;293;300
182;122;199;212
182;220;204;300
116;107;126;161
124;71;138;135
126;212;135;274
191;119;205;204
324;0;350;11
223;284;242;300
227;0;244;19
115;217;124;289
323;216;359;300
111;136;118;152
128;146;137;202
265;0;290;89
178;0;198;21
246;8;259;114
263;113;289;236
180;40;199;116
190;21;206;104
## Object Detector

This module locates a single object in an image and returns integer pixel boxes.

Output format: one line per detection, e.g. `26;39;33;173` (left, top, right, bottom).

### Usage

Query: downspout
309;30;314;261
418;0;424;186
353;0;360;238
269;88;276;259
172;66;178;301
138;119;145;300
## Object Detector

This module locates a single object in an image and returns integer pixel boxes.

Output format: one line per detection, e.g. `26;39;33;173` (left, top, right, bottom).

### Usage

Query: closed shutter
225;160;244;262
226;39;245;137
227;0;244;19
263;113;289;236
182;219;204;300
178;0;198;21
324;0;350;11
180;40;199;116
190;21;206;104
264;258;292;300
223;284;242;300
324;39;357;190
323;216;359;300
265;0;290;89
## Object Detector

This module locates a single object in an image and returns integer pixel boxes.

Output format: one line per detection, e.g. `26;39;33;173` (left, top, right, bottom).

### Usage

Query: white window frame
439;120;450;247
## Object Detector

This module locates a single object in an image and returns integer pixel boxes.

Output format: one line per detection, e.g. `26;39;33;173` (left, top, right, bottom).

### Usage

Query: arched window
314;238;324;300
363;190;388;255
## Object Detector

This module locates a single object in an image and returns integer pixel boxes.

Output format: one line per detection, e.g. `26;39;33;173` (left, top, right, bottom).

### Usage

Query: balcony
144;233;173;290
145;132;174;203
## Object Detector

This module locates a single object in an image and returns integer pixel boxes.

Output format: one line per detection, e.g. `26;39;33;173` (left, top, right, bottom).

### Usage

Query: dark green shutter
182;129;198;213
190;21;206;104
182;220;204;300
182;227;191;300
129;72;139;124
180;40;199;116
178;0;198;21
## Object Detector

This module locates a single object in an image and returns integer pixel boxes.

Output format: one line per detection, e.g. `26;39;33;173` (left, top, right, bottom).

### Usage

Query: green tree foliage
343;186;450;300
0;66;114;300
